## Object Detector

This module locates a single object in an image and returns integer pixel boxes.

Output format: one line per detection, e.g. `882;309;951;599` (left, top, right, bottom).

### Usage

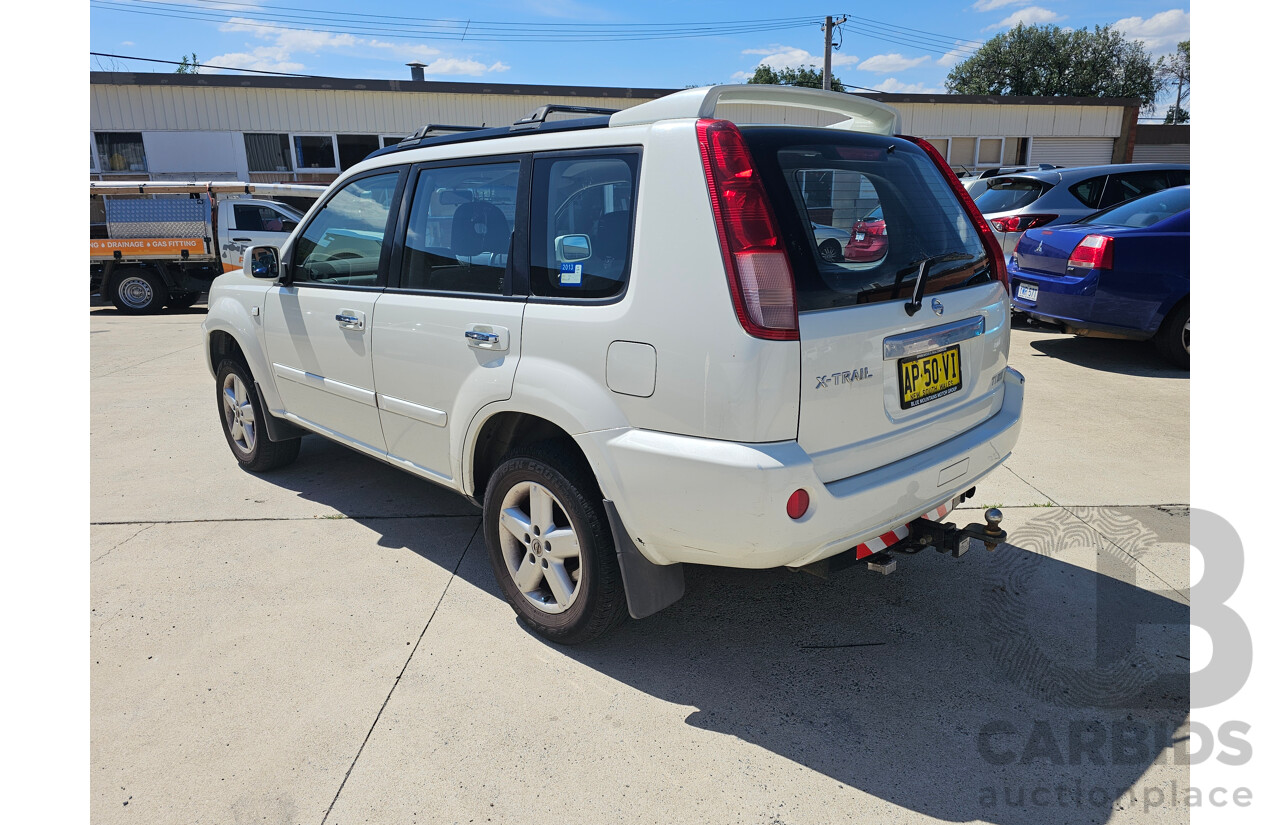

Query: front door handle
464;330;500;345
335;310;365;330
464;325;509;352
232;237;253;242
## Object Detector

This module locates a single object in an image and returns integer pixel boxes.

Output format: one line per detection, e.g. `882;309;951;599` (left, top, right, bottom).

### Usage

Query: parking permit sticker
560;262;583;286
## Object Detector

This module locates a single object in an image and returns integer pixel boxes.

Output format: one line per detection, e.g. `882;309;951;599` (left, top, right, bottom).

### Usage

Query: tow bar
859;508;1006;575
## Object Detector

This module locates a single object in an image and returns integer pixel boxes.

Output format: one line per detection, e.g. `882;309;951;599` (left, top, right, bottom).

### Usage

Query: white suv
203;85;1024;643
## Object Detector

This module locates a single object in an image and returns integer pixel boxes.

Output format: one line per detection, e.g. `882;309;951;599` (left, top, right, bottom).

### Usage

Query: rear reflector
990;214;1057;233
1068;234;1114;270
697;118;799;341
787;489;810;520
901;135;1009;292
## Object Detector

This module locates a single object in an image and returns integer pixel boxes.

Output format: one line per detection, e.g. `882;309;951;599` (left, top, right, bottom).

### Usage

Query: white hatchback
203;85;1024;643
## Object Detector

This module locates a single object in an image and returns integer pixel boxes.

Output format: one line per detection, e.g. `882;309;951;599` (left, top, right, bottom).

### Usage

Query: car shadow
1021;332;1187;379
258;439;1189;825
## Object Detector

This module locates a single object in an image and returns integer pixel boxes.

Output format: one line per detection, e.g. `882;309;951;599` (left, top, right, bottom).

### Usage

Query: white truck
90;181;326;314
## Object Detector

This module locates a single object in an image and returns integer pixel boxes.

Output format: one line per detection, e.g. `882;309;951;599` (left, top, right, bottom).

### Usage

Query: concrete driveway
91;306;1190;824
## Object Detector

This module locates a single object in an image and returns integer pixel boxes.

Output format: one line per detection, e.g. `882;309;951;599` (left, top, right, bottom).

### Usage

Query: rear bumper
1009;264;1158;338
580;367;1025;569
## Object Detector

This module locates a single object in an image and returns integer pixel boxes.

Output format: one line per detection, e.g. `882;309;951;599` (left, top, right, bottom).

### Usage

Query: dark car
1008;186;1189;367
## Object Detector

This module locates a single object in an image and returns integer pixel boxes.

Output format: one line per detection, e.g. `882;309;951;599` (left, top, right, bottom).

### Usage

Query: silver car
973;163;1190;255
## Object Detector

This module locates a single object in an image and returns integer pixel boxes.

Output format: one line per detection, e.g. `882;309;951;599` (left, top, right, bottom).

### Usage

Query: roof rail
512;104;620;130
408;123;486;140
608;84;901;136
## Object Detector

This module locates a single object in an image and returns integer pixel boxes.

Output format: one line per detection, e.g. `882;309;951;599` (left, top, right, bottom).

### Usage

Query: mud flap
603;499;685;620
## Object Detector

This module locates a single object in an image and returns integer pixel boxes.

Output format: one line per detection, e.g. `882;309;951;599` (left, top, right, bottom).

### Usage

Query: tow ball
893;507;1006;558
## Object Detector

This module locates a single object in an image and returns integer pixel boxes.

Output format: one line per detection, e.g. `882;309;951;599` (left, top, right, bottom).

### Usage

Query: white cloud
937;44;972;68
984;5;1063;30
1113;9;1190;52
742;45;859;70
121;41;134;47
212;17;509;76
875;77;946;94
971;0;1033;10
857;53;931;73
203;49;306;75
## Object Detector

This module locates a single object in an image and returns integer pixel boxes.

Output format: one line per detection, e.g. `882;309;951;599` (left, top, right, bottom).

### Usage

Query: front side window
293;171;400;286
95;132;147;172
234;203;298;233
530;153;638;300
399;161;520;295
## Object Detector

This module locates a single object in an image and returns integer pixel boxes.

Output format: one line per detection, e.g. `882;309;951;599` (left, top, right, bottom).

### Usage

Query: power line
89;50;318;76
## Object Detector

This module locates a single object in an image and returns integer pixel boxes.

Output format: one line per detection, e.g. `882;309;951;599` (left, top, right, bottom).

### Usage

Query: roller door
1029;137;1115;167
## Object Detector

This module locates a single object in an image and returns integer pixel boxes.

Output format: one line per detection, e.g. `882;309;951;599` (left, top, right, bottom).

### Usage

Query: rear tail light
901;136;1008;292
1068;234;1114;270
696;118;799;341
990;214;1057;233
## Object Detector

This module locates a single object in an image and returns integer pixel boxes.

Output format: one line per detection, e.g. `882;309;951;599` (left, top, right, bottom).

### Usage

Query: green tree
175;53;201;74
748;64;845;93
946;24;1162;108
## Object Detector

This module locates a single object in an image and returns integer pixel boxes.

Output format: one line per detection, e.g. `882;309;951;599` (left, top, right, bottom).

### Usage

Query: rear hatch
744;128;1011;483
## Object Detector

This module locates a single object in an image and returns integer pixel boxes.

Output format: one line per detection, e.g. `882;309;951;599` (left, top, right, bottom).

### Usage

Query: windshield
1078;186;1190;228
972;177;1050;213
744;128;992;312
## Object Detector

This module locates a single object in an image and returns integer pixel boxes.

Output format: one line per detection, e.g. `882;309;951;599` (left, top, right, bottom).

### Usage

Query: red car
843;206;888;262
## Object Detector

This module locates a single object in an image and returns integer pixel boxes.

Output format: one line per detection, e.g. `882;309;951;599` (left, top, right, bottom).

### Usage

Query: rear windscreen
744;128;993;312
972;177;1050;213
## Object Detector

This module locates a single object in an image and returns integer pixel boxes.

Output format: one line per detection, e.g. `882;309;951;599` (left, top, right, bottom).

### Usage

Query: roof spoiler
609;84;901;136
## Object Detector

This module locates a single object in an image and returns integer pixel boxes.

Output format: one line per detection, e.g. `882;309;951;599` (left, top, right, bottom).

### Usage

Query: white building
90;71;1167;185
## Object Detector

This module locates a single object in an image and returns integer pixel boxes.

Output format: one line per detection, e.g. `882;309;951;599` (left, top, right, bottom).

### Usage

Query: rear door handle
464;330;500;345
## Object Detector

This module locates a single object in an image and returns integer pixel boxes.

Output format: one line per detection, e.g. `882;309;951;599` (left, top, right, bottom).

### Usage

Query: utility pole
821;15;848;91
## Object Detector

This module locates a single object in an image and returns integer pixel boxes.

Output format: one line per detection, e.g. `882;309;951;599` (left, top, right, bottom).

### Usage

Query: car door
371;156;528;486
262;168;406;453
218;201;302;273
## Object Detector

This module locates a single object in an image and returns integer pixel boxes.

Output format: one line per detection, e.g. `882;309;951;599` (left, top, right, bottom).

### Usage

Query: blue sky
89;1;1189;112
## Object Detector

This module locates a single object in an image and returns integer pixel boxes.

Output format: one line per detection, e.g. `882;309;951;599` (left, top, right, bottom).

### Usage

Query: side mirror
244;245;281;280
555;234;592;263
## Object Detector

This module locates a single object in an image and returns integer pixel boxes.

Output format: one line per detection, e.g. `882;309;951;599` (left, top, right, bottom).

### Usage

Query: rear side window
973;177;1050;213
1098;171;1172;209
530;152;638;300
746;130;992;312
399;161;520;295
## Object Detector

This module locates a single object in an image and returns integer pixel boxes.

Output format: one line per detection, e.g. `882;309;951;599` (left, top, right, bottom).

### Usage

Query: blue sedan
1007;186;1189;368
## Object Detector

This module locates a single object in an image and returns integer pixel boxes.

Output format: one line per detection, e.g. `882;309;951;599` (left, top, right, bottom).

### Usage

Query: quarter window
399;161;520;295
530;154;638;300
293;172;401;287
1098;171;1172;209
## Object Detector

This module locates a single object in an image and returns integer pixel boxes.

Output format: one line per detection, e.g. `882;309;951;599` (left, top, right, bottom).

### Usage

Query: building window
95;133;147;172
1003;138;1030;166
336;135;382;171
244;133;294;173
977;137;1004;166
380;135;409;149
293;135;338;170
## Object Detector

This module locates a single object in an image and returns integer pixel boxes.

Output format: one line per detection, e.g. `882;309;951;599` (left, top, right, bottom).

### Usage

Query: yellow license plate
898;345;962;409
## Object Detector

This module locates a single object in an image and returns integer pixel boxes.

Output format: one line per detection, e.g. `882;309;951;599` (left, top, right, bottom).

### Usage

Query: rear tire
110;269;169;315
818;239;842;262
1154;301;1189;369
216;359;301;472
483;444;627;644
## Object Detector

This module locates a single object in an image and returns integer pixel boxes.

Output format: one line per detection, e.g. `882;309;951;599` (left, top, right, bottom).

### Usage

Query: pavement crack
1057;506;1191;605
91;523;156;564
319;520;480;825
90;342;206;379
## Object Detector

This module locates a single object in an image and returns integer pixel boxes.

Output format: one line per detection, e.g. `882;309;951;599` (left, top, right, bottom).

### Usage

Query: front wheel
216;359;301;472
110;270;168;315
483;445;627;644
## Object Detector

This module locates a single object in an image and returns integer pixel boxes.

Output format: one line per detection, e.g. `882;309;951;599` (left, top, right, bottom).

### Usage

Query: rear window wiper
903;253;972;316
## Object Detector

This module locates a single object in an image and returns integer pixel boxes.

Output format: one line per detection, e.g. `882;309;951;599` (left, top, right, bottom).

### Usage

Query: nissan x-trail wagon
204;85;1024;643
